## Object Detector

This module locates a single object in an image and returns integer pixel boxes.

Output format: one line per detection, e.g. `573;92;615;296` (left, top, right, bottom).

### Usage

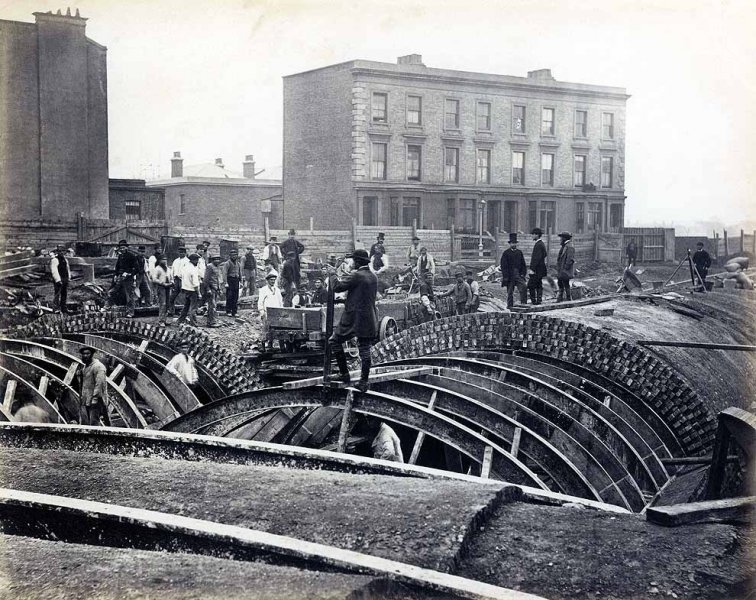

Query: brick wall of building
109;180;165;222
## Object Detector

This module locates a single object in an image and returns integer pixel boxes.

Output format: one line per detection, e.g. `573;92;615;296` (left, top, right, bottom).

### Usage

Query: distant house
146;153;283;228
109;179;165;221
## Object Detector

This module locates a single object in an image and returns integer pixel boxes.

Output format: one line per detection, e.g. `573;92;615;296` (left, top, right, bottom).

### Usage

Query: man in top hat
626;238;637;268
50;245;70;314
441;270;473;315
556;231;576;302
325;249;378;392
258;270;283;351
500;233;527;309
262;236;282;270
110;239;140;317
222;248;243;317
176;253;201;326
407;235;421;267
204;255;223;327
242;245;258;297
369;232;386;258
528;228;548;305
280;229;305;267
78;346;109;426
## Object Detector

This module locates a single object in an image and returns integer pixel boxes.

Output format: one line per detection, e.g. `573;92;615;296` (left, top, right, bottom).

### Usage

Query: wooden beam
510;427;522;458
646;496;756;526
637;341;756;352
408;391;437;465
110;364;124;381
37;375;49;396
480;446;494;479
336;389;354;454
138;340;149;353
3;380;16;410
283;367;433;390
660;455;739;466
63;362;79;386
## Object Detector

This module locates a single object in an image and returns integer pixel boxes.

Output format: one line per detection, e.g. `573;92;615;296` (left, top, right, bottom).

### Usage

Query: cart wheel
379;316;398;340
345;338;360;358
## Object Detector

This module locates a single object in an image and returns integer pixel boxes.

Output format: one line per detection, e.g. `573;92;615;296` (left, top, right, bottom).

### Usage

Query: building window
541;153;554;186
445;99;460;129
407;145;422;181
402;197;421;226
179;194;186;215
609;203;623;231
512;151;525;185
528;201;538;230
362;197;377;226
602;112;615;139
542;108;555;135
539;201;556;232
477;102;491;131
575;110;587;137
601;156;613;188
446;198;456;229
372;93;387;123
407;95;422;126
587;202;603;231
459;199;476;232
371;142;387;180
513;105;526;134
574;155;586;187
125;199;141;220
576;202;585;233
477;149;491;183
444;147;459;182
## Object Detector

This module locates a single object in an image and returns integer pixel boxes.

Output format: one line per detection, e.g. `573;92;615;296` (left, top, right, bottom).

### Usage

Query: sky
2;0;754;234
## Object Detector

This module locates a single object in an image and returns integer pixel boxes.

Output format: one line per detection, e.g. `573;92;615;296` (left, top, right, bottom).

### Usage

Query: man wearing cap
110;239;140;317
136;245;152;306
262;236;282;270
417;271;436;322
556;232;576;302
280;229;305;267
311;278;328;305
466;270;480;313
441;271;473;315
204;255;223;327
292;284;311;308
176;253;201;326
414;246;436;284
258;270;283;351
166;341;199;387
325;249;378;392
407;236;421;267
150;254;173;325
242;246;258;297
528;228;548;305
78;346;109;426
169;246;189;316
50;246;70;314
500;233;527;309
222;248;243;317
369;232;386;258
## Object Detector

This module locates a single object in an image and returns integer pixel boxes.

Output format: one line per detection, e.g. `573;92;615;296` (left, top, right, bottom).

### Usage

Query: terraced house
283;55;629;234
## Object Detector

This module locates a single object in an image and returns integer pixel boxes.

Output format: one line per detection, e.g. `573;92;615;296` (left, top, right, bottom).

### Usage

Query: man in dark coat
369;232;386;258
500;233;527;309
279;251;300;307
50;246;70;314
280;229;305;267
527;227;548;305
110;239;140;317
325;249;378;392
556;231;576;302
626;238;637;268
691;241;712;285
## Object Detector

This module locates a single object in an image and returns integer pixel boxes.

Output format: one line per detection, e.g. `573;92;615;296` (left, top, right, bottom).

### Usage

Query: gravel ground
0;448;498;572
454;502;754;599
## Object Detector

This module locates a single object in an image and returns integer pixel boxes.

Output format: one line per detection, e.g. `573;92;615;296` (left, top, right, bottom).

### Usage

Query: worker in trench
78;346;110;426
324;249;378;393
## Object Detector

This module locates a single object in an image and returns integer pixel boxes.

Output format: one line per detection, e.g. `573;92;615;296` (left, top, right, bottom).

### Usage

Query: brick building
283;55;629;234
0;9;108;220
109;179;165;221
146;153;283;229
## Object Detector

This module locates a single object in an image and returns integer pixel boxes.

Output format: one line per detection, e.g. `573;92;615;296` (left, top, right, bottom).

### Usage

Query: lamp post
478;199;486;258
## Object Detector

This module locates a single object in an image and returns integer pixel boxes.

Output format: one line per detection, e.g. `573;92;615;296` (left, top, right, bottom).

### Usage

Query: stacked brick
12;312;260;395
372;312;716;457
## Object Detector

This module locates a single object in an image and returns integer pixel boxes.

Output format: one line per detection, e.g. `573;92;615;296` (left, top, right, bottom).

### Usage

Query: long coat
333;266;378;339
557;242;576;279
500;248;527;284
529;239;548;278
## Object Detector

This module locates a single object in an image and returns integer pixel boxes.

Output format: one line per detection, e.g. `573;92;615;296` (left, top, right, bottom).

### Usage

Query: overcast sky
3;0;754;233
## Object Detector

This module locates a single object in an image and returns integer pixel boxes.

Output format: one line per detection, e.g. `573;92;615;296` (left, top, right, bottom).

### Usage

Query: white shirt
469;280;480;296
151;264;172;286
370;253;389;275
371;423;404;462
196;256;206;281
50;255;68;283
171;256;189;280
181;262;200;292
148;254;158;278
262;244;281;262
257;283;283;318
166;353;198;386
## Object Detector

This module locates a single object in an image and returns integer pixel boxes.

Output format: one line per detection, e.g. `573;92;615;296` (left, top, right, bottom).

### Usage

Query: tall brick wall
372;312;716;457
86;40;109;218
0;219;79;249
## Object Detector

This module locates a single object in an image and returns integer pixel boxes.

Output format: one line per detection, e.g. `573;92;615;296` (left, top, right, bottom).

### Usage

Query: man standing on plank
528;227;548;305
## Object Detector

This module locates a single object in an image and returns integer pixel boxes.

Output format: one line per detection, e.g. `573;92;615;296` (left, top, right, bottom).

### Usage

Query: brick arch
372;312;716;456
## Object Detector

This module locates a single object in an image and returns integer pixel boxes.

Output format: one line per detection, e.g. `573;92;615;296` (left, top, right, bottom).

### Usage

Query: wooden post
336;389;354;454
63;362;79;386
37;376;49;396
724;230;729;256
76;212;85;240
714;233;719;260
494;227;500;262
480;446;494;479
593;228;600;262
412;219;418;239
450;224;455;262
510;427;522;458
3;380;17;410
322;274;336;379
263;216;270;245
310;216;314;234
740;229;745;254
351;218;357;251
408;391;437;465
705;419;731;500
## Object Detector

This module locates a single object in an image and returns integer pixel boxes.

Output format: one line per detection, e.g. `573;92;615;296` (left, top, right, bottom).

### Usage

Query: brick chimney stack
243;155;256;179
397;54;424;66
215;157;224;169
171;151;183;178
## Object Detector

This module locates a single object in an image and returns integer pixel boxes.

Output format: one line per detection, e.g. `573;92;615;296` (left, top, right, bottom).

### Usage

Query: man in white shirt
49;246;70;314
414;247;436;285
262;236;282;270
147;243;161;277
136;245;152;306
168;246;189;316
150;254;173;325
175;253;200;326
466;270;480;313
369;243;389;276
166;340;199;386
257;270;283;352
371;421;404;462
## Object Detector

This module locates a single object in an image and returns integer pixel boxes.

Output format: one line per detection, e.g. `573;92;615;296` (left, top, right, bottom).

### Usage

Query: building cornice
353;181;626;198
146;177;282;188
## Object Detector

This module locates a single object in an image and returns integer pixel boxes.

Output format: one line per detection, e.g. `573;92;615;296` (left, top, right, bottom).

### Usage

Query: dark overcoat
500;248;527;285
529;239;548;278
333;266;378;339
557;242;576;279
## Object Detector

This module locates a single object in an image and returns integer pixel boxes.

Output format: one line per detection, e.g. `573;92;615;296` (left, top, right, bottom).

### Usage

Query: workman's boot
356;379;370;393
536;289;543;305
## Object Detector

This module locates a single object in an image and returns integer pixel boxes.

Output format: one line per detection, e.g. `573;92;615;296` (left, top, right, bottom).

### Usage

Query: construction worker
50;246;70;314
528;227;548;305
415;246;436;285
204;255;223;328
441;271;472;315
369;242;389;276
168;246;189;316
175;253;201;326
258;270;283;351
556;232;576;302
110;239;140;317
222;248;243;317
692;241;712;286
370;420;404;462
279;251;300;307
136;245;152;306
466;270;480;313
407;235;421;268
150;254;173;325
262;236;282;271
500;233;527;309
324;249;378;392
292;284;311;307
242;246;258;296
311;278;328;305
78;346;109;426
626;238;638;268
417;271;436;322
166;340;199;387
280;229;306;267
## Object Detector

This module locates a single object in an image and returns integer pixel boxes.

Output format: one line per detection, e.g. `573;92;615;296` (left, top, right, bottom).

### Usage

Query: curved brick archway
372;312;716;457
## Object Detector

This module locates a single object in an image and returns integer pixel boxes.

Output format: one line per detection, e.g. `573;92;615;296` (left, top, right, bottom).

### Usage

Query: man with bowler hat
528;228;548;305
500;233;527;309
556;231;576;302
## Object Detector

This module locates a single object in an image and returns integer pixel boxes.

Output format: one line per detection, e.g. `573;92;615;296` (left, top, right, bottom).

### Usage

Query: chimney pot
215;158;224;168
171;151;184;178
173;151;181;158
